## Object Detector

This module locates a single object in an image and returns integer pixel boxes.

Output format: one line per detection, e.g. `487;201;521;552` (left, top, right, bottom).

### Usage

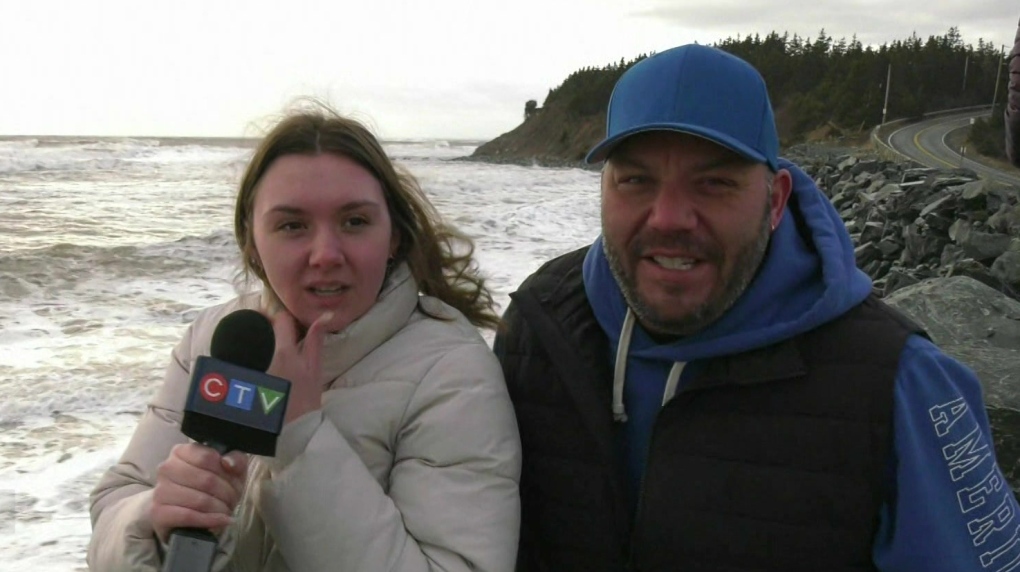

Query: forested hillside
472;28;1008;165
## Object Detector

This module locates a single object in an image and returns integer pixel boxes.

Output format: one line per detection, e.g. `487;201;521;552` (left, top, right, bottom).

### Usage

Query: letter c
199;373;228;402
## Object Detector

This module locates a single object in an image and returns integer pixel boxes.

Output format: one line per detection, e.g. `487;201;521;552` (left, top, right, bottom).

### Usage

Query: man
1007;16;1020;166
494;44;1020;571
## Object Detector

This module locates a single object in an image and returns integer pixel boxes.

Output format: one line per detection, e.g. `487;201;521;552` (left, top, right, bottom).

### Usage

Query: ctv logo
198;373;284;414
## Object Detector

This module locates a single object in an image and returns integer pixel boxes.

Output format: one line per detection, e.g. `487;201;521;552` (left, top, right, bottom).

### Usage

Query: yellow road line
912;125;958;169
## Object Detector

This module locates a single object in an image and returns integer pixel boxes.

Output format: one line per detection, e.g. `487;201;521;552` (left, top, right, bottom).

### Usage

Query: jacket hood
583;158;873;363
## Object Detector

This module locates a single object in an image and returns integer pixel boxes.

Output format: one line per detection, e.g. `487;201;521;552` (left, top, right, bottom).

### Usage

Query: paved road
886;111;1020;187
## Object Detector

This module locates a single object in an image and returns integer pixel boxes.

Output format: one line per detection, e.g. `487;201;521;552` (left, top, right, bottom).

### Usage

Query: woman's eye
344;216;369;229
276;221;305;232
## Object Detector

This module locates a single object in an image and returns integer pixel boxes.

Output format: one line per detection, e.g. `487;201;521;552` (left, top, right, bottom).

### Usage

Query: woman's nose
309;229;345;267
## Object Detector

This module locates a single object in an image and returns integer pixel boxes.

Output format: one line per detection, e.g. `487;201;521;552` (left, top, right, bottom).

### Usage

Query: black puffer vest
494;247;923;572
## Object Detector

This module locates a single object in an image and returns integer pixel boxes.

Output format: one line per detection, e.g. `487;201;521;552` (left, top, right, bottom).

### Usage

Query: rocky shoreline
785;144;1020;301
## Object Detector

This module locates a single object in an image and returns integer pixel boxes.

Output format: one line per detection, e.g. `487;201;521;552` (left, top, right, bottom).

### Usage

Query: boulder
901;167;937;183
837;155;858;170
882;267;919;296
988;204;1020;235
850;159;880;176
860;221;885;244
902;223;948;266
945;259;1011;293
959;230;1014;262
991;243;1020;293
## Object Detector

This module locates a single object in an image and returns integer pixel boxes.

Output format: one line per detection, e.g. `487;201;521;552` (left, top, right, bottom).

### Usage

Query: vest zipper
629;364;686;569
629;405;664;570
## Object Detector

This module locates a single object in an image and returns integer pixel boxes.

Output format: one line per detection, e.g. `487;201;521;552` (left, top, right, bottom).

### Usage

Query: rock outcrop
468;111;603;169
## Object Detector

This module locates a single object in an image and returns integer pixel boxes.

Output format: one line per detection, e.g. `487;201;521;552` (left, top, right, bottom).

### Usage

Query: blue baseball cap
585;44;779;171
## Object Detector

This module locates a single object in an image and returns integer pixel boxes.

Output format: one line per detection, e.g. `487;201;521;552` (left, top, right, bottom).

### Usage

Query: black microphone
162;309;290;572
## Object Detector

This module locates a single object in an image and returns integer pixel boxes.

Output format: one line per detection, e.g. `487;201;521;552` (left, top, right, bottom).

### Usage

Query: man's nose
647;186;698;231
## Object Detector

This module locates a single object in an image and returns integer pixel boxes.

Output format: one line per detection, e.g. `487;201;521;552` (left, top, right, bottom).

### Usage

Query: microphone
162;309;290;572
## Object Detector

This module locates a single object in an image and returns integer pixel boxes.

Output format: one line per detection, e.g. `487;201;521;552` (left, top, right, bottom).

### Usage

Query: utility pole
992;44;1005;111
882;63;892;124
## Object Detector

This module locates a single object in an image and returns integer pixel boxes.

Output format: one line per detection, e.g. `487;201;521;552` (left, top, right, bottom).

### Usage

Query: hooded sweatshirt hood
584;158;872;364
583;159;873;508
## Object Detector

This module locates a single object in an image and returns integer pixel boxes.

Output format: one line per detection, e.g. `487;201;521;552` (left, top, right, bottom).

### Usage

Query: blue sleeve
873;335;1020;571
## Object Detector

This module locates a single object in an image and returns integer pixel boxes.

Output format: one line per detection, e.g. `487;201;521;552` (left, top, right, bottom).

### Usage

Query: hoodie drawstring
662;362;684;406
612;308;686;422
612;309;636;422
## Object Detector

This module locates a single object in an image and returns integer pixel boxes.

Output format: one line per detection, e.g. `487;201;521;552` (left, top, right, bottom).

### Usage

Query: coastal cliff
469;109;603;169
470;58;645;168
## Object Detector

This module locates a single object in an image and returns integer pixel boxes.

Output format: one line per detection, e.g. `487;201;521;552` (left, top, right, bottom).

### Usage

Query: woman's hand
150;444;249;543
268;310;334;425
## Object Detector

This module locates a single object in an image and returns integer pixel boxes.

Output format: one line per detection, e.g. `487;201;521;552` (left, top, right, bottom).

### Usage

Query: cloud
628;0;1017;48
1;0;1015;138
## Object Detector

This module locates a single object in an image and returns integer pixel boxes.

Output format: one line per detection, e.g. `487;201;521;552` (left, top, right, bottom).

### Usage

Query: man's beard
603;200;773;338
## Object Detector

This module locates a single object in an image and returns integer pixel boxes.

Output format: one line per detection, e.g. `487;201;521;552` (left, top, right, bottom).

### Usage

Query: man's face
600;131;790;337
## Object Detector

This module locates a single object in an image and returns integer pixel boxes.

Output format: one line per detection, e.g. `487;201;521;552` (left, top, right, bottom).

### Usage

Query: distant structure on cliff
524;100;540;120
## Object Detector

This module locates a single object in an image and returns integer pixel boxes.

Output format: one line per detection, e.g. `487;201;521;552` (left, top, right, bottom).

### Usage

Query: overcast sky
1;0;1015;140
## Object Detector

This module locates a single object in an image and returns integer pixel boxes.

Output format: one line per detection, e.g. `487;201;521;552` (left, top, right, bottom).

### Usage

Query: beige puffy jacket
87;265;522;571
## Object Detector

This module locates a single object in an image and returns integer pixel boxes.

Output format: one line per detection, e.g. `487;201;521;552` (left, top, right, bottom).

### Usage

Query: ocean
0;136;601;570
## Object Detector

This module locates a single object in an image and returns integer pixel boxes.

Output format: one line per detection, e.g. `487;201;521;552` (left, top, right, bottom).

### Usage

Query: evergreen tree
531;28;1003;144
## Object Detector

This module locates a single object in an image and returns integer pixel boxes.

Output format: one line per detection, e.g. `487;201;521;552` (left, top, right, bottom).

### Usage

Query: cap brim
585;124;772;170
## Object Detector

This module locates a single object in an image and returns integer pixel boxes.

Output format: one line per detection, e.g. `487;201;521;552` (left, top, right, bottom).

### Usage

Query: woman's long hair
234;101;499;329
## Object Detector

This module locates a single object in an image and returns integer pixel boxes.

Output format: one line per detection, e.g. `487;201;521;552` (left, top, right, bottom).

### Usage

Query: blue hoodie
583;159;1020;571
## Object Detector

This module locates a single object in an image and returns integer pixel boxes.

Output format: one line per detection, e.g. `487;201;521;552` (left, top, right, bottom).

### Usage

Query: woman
87;106;522;571
1007;16;1020;166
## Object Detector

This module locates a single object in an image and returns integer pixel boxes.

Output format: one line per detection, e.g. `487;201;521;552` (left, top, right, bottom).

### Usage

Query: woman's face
250;153;398;332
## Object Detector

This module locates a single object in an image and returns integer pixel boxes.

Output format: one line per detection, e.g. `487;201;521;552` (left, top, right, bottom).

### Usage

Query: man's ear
769;169;793;232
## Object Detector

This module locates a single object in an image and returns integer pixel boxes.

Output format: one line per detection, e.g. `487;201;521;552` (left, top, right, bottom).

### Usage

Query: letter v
258;387;284;414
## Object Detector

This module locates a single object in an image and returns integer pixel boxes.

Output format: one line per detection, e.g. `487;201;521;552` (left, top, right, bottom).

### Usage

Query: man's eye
618;175;646;185
702;178;737;190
